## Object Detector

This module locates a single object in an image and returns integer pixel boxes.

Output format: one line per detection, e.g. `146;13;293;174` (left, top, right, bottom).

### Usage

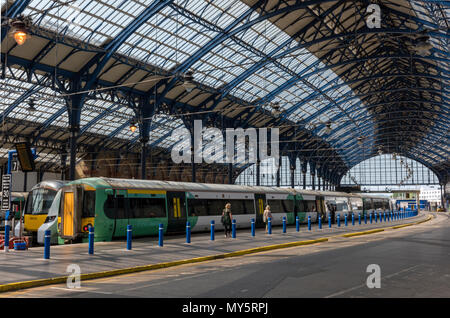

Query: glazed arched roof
0;0;448;183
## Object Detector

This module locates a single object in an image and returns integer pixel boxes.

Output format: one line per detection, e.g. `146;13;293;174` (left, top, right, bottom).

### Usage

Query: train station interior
0;0;449;300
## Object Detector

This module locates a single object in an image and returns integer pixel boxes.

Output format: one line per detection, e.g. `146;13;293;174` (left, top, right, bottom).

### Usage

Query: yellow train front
18;180;68;243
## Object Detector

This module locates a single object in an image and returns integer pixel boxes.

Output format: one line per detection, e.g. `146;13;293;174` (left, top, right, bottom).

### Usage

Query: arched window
340;154;439;188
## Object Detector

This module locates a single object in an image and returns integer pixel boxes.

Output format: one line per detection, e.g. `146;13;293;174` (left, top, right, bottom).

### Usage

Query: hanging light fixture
27;99;37;114
182;71;195;93
271;101;281;118
9;18;31;46
357;136;364;145
324;121;332;134
129;120;138;133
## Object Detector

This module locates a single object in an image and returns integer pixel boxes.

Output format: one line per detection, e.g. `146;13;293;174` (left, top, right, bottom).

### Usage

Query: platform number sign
11;153;19;172
1;174;11;212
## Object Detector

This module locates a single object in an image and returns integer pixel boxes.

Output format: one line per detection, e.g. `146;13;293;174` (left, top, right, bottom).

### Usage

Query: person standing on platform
263;205;272;233
222;203;233;238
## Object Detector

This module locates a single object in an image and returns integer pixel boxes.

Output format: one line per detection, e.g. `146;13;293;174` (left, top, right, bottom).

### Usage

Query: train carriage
323;191;353;222
57;178;301;242
55;177;393;243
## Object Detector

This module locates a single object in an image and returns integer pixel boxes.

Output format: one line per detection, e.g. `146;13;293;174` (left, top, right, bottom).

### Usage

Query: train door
113;190;128;237
255;193;265;226
60;185;83;240
167;192;187;233
317;196;326;220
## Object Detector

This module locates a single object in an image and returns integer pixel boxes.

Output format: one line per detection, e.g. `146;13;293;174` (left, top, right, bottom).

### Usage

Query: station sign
11;152;19;172
1;174;11;212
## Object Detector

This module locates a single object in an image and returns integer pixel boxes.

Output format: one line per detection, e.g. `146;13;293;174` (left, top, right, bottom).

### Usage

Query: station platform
0;212;431;291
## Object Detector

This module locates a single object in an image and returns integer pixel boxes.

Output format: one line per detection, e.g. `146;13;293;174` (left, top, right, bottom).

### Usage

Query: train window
243;200;255;215
363;198;373;211
187;199;255;216
104;195;126;219
350;198;363;211
303;200;317;212
267;200;294;213
116;195;126;219
104;195;115;218
336;202;349;212
129;198;166;218
188;199;211;217
227;199;254;215
82;191;96;218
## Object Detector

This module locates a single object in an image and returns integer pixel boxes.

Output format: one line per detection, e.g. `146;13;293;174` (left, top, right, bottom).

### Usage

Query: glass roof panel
23;0;154;47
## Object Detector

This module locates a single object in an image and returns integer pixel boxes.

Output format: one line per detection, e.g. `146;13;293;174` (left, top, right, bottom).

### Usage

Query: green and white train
37;177;391;243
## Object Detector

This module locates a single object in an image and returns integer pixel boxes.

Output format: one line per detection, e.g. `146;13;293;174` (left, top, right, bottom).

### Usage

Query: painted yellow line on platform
341;228;385;238
390;215;433;229
0;237;328;294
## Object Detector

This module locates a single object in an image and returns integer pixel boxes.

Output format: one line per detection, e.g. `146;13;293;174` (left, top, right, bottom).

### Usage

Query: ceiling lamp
324;122;332;134
182;71;195;93
357;136;364;145
129;121;138;133
27;99;36;114
9;18;31;46
271;102;281;118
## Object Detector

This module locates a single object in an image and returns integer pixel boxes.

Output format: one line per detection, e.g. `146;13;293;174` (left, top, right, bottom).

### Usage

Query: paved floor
2;212;448;298
0;212;428;286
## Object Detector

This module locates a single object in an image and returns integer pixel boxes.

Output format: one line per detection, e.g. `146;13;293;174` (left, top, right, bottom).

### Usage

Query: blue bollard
329;215;332;228
251;218;255;237
210;220;215;241
232;219;237;238
296;216;300;232
268;217;272;235
359;213;361;225
159;224;164;247
127;225;132;250
352;213;355;226
345;214;348;226
318;215;322;229
4;220;10;252
384;212;387;222
370;212;373;224
88;226;94;255
308;216;311;231
337;214;341;227
364;213;367;224
186;221;191;243
380;212;383;223
44;230;51;259
283;217;287;233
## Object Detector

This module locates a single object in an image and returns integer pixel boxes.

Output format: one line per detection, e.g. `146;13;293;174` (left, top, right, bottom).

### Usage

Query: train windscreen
25;188;58;215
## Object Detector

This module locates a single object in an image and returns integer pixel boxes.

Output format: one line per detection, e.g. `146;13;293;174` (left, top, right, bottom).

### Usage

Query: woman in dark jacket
222;203;233;238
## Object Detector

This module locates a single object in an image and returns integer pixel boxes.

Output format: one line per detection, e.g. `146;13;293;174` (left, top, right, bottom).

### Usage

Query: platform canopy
0;0;448;184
